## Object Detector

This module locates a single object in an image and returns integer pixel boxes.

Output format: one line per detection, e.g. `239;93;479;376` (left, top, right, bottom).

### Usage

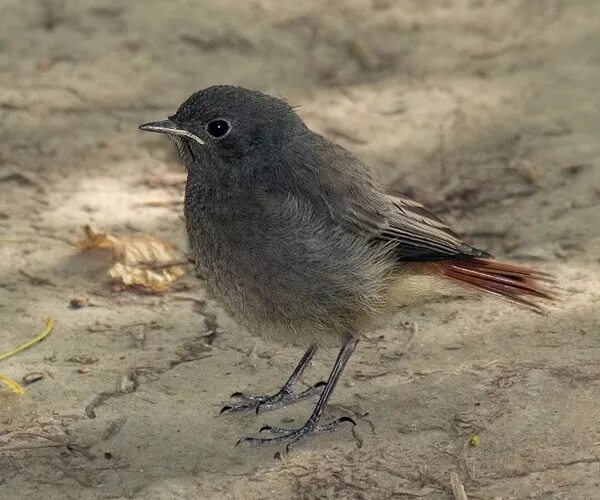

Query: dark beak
138;119;205;145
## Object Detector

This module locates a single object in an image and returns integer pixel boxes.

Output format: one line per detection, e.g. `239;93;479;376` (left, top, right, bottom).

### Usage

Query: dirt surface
1;1;600;499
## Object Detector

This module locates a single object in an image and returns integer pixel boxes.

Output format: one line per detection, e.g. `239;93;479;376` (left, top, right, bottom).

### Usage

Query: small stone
22;372;45;384
70;296;90;309
69;354;99;364
117;372;136;393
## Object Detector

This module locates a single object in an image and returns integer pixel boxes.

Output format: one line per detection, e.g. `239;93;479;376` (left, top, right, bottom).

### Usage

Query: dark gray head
139;85;308;171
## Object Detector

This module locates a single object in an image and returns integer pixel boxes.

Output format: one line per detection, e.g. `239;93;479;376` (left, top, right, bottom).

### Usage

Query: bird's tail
429;258;555;313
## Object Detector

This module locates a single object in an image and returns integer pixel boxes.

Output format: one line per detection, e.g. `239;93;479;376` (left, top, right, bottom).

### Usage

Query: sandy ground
1;1;600;498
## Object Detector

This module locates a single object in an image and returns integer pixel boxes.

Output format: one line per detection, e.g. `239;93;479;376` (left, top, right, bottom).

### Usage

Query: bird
139;85;553;452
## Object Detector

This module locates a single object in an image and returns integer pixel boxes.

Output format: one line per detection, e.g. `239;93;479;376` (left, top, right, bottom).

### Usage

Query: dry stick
0;442;68;453
0;317;55;394
0;317;55;362
450;472;468;500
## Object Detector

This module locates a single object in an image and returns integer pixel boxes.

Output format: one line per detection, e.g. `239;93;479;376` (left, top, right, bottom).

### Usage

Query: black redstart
139;85;552;451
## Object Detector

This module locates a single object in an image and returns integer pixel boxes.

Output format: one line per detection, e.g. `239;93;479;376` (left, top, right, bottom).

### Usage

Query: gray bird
139;85;552;451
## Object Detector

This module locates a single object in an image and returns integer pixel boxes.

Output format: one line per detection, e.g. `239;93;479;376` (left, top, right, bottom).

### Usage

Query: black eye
206;119;231;139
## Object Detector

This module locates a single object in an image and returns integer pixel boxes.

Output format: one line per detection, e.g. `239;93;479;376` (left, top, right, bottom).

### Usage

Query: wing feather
292;136;489;262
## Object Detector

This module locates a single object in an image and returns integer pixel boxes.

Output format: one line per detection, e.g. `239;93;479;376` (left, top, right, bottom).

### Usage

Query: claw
234;437;247;447
236;436;267;447
259;425;292;435
337;416;357;426
315;415;357;433
220;405;233;414
228;339;357;452
220;382;323;416
233;414;354;451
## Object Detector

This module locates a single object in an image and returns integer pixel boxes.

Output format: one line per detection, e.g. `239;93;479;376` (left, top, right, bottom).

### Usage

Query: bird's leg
236;335;358;452
220;345;325;415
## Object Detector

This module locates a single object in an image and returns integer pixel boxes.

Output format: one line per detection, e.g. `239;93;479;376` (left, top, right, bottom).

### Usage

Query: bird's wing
307;148;490;262
367;193;491;261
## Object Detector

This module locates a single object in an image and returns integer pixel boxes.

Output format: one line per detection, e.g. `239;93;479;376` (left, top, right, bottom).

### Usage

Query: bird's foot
220;381;326;415
236;416;356;452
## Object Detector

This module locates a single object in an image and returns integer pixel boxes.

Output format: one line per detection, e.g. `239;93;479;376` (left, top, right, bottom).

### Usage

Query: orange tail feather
430;259;555;313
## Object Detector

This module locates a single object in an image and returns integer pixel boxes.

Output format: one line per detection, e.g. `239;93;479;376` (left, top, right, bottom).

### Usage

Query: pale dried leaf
0;374;26;394
78;225;186;292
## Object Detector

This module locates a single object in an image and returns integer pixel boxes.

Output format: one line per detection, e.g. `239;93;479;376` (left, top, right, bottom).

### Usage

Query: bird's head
139;85;308;175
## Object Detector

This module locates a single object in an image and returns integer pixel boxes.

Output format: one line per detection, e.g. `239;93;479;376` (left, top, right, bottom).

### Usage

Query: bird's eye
206;119;231;139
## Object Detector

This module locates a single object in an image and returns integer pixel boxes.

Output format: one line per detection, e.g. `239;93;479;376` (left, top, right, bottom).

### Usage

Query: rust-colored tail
430;258;555;313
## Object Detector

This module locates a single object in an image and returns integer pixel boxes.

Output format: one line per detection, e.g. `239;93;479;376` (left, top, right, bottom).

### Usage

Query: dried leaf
0;374;26;394
78;225;186;292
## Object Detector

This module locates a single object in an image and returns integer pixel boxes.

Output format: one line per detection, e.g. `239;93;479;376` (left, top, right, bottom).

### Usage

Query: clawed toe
316;415;356;433
230;391;266;402
235;427;309;451
219;393;268;414
220;381;326;416
236;415;356;451
259;424;290;435
220;403;249;414
220;346;322;417
224;339;358;452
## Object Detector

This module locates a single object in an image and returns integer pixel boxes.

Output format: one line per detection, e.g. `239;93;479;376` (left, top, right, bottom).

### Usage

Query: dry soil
1;1;599;499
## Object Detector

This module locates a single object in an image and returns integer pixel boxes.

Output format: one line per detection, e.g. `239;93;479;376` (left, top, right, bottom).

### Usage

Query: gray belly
186;220;394;347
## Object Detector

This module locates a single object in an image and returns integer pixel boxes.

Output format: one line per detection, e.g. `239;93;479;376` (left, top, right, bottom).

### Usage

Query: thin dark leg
220;345;324;415
237;335;358;452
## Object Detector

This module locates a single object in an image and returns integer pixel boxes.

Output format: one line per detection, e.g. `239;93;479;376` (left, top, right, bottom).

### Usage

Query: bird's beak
138;119;205;145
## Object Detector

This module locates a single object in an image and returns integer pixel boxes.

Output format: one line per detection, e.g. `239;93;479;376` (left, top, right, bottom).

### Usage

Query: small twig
430;445;459;460
0;442;68;452
1;431;60;442
450;472;468;500
353;370;390;381
0;317;55;363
